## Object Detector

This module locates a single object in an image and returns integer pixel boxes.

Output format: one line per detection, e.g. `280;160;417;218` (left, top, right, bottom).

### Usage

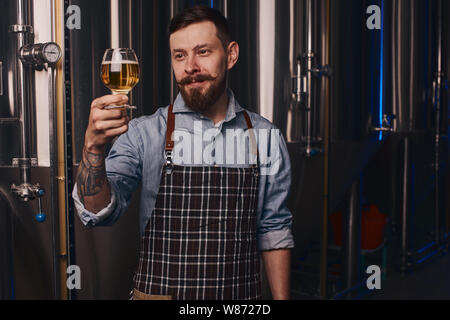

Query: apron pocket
132;288;172;300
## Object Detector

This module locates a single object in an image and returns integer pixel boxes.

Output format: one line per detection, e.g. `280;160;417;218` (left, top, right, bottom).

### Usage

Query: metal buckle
164;150;173;175
252;164;259;177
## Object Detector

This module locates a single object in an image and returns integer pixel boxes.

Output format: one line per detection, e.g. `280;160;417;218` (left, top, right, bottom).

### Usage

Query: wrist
84;141;105;154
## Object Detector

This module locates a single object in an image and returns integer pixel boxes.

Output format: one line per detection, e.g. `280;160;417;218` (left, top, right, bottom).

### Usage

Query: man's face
170;21;238;113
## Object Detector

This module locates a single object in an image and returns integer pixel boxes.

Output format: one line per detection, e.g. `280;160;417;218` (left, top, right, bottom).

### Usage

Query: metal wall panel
69;0;110;165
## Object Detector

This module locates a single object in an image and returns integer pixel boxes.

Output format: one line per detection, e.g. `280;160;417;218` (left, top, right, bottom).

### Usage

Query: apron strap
242;111;253;130
165;104;175;151
164;106;259;173
164;104;175;174
243;111;259;165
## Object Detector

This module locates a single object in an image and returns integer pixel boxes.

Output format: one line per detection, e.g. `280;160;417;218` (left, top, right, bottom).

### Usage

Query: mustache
178;74;216;86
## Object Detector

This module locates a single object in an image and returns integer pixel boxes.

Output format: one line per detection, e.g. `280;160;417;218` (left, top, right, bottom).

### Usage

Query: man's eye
175;53;184;59
199;49;208;55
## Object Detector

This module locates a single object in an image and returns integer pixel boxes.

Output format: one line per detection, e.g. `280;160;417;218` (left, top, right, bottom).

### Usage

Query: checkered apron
132;105;261;300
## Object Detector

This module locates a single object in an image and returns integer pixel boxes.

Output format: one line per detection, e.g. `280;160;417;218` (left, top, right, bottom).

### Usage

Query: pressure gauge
42;42;61;64
20;42;62;66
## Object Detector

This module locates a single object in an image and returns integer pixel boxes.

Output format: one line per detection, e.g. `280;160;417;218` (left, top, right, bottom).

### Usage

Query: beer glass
101;48;140;110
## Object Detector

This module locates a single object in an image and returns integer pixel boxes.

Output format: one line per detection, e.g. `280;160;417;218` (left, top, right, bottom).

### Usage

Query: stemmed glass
101;48;140;110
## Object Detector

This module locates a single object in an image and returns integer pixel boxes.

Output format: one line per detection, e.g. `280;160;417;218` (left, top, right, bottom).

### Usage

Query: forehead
169;21;221;50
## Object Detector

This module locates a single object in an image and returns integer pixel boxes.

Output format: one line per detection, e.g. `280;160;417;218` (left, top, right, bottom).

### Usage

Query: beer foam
103;60;138;72
102;60;139;64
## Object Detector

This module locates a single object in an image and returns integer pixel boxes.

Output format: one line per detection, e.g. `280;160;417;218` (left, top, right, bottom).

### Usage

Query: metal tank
253;0;448;298
249;0;379;297
0;0;68;299
0;0;35;164
382;0;449;275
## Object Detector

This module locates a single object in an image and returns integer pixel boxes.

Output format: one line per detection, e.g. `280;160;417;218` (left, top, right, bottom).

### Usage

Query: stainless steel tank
0;0;62;299
0;0;36;165
385;0;434;133
0;188;14;299
259;0;447;297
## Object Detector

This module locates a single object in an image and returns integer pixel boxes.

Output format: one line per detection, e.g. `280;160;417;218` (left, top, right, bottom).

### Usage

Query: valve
292;52;331;157
373;114;396;134
10;183;46;222
35;187;46;223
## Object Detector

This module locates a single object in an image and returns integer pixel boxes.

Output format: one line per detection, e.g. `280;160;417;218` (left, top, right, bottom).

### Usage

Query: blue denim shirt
72;89;294;251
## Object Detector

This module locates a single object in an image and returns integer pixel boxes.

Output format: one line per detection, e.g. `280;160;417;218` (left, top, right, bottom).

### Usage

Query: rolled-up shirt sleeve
72;182;118;226
71;119;143;227
257;128;295;251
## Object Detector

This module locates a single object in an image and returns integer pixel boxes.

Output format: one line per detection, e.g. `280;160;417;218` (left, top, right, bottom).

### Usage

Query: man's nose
184;55;200;74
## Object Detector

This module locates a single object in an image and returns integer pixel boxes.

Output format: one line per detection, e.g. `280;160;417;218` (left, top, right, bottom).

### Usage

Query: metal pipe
342;179;361;297
319;0;330;300
305;0;313;157
307;0;313;54
48;64;59;299
400;136;411;274
49;0;59;300
54;0;68;300
436;0;442;74
223;0;228;18
17;4;29;163
110;0;120;48
292;57;303;104
9;0;38;202
433;0;443;245
296;59;302;100
14;0;33;185
17;0;24;25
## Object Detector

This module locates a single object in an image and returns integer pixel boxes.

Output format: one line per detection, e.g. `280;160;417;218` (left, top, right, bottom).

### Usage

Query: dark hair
169;5;232;50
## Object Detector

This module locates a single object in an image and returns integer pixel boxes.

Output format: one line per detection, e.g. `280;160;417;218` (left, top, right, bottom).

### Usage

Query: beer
101;61;140;94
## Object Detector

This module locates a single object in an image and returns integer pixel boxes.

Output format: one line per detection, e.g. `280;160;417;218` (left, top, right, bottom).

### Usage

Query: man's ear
226;41;239;70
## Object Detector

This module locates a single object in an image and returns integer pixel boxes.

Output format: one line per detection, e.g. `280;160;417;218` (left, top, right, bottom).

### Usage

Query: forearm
261;248;291;300
76;146;111;213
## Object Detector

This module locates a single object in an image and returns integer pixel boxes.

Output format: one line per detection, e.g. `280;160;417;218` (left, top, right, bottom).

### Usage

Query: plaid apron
132;105;261;300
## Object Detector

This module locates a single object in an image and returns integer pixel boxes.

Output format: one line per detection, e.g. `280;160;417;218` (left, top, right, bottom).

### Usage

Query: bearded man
73;5;294;300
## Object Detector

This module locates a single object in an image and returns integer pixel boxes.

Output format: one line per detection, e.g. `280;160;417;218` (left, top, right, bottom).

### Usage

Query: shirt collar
172;88;244;122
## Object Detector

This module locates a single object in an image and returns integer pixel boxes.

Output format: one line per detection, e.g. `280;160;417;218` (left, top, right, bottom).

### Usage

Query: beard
178;69;227;114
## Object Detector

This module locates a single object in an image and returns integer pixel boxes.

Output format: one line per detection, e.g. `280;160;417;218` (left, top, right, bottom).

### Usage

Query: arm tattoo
77;147;107;204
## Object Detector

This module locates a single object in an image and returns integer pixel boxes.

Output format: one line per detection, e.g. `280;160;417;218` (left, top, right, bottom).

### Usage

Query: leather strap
242;111;253;130
243;111;259;160
166;107;258;162
165;104;174;151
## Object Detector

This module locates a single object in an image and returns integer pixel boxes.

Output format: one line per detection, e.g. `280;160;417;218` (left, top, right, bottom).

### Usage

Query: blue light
378;0;384;141
416;241;436;254
211;0;213;8
416;250;439;264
